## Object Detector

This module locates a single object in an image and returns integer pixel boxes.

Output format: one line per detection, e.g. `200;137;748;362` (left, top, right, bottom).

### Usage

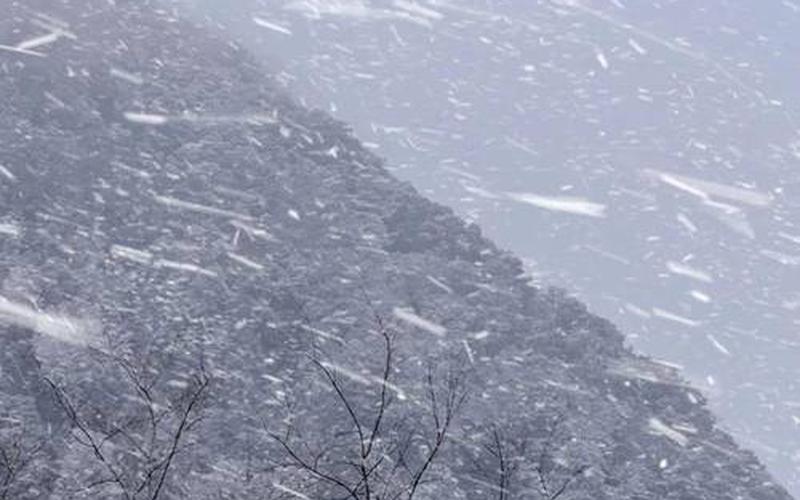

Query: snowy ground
179;0;800;495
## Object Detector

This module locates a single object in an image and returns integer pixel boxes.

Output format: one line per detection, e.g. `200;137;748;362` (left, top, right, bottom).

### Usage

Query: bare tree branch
407;364;467;500
269;431;359;499
46;377;132;499
45;355;211;500
149;370;210;500
0;431;43;500
271;309;468;500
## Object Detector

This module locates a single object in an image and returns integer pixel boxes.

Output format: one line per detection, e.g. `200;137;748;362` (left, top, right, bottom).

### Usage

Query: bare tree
477;425;527;500
532;412;589;500
45;353;210;500
0;429;43;500
269;312;468;500
471;409;588;500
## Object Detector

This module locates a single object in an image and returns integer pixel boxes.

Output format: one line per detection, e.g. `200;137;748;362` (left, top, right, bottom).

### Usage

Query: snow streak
0;295;93;346
392;307;447;336
648;417;689;447
506;192;606;218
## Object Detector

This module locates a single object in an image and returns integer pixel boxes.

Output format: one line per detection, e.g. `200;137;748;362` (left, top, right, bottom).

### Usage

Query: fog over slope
174;0;800;495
